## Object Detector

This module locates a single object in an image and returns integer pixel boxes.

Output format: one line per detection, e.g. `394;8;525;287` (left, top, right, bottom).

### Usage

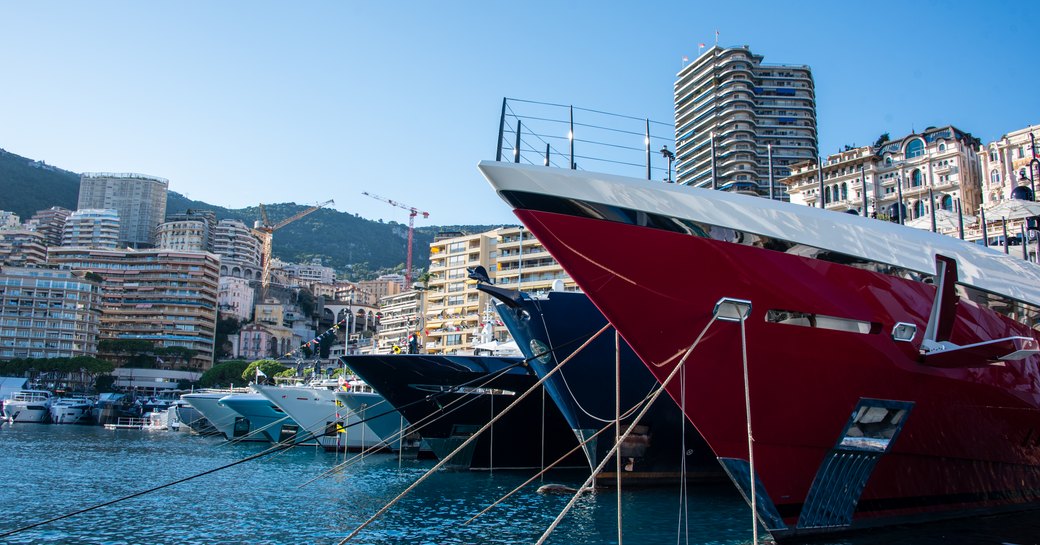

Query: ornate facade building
979;124;1040;205
782;126;983;220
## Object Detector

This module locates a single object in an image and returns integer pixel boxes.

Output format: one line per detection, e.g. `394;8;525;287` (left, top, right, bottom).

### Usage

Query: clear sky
2;1;1038;226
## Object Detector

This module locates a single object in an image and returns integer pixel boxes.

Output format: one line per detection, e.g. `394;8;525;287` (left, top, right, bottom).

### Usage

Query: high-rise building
0;267;101;360
61;209;120;249
674;45;817;196
212;219;262;279
167;210;217;240
25;207;71;246
422;230;499;355
77;172;168;248
48;247;220;369
156;220;210;252
0;230;47;267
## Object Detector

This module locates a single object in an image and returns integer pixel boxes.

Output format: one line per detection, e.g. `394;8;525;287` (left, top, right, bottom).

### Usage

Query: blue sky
2;1;1038;226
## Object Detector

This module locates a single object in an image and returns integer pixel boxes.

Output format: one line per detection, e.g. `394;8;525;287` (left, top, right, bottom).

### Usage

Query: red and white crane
362;192;430;287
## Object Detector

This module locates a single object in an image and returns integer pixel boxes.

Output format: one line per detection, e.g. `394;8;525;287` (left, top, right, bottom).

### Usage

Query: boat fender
536;483;593;495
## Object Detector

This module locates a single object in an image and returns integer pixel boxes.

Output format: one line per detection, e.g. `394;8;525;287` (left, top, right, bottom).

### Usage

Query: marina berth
477;280;723;485
479;160;1040;540
218;392;299;443
342;354;586;471
181;389;269;442
1;389;53;423
332;378;429;456
49;396;95;424
252;382;386;451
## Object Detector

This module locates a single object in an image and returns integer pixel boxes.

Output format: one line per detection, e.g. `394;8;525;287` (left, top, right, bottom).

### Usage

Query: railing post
496;97;507;162
645;119;651;180
569;105;575;170
514;119;522;164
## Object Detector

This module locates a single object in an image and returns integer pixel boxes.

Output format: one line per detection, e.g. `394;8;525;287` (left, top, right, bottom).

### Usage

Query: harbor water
2;424;1040;544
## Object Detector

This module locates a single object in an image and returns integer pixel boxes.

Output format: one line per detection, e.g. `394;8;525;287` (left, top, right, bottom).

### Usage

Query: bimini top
478;160;1040;309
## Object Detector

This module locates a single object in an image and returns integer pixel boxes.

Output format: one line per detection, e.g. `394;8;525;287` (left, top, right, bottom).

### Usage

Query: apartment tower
77;172;168;248
674;45;817;197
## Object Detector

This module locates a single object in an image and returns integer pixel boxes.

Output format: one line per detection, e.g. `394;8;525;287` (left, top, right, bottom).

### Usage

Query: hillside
0;148;510;278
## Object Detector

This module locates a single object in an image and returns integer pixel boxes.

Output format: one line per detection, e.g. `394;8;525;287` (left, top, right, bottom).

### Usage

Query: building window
941;195;953;211
905;138;925;159
841;182;848;201
938;143;946;152
911;169;923;187
991;170;1001;184
990;150;998;162
914;200;925;218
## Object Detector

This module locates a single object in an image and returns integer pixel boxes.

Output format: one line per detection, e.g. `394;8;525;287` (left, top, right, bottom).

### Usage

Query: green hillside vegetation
1;148;510;279
0;148;80;217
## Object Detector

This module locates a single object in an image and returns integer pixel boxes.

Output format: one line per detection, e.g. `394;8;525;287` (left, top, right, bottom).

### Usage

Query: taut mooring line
535;315;720;545
336;322;612;545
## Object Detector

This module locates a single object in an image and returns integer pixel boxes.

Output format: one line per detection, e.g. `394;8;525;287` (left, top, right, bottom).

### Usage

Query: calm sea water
1;424;1039;545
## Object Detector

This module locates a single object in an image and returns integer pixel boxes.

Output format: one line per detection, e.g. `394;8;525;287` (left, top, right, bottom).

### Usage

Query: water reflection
1;425;1038;544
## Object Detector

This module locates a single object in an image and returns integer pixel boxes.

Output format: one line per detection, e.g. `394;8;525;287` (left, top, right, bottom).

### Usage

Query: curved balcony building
674;45;817;198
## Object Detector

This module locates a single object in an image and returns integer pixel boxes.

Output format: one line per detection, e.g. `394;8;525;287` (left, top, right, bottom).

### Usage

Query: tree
242;359;290;383
873;133;891;148
215;316;242;359
198;360;250;388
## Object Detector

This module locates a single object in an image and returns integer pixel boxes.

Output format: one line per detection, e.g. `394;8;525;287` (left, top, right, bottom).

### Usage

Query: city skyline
2;1;1038;225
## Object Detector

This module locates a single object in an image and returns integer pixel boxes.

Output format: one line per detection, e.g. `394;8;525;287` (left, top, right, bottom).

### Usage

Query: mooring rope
298;358;532;487
463;422;616;525
535;314;719;545
336;322;612;545
615;330;623;545
738;310;758;545
0;437;312;539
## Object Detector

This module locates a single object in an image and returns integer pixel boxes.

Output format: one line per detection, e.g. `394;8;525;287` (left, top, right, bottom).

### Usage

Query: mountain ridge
0;147;512;278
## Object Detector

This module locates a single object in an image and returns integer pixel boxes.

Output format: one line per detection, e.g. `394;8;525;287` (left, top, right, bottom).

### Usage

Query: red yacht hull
516;208;1040;539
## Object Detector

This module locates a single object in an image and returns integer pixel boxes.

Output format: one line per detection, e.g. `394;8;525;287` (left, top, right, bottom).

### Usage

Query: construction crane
252;199;334;298
362;191;430;287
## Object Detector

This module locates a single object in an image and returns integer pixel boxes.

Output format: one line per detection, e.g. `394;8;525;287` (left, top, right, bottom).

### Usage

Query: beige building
494;226;577;293
358;278;400;301
156;219;210;252
783;126;983;221
48;247;220;369
422;230;499;355
980;124;1040;205
0;230;47;267
0;267;102;360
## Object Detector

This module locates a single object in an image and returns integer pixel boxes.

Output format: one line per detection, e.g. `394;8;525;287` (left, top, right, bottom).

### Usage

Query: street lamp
660;145;674;183
1014;172;1035;201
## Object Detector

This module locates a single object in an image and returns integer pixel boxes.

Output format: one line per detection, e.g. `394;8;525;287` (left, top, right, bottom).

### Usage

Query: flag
256;367;267;378
697;44;704;48
683;55;690;62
